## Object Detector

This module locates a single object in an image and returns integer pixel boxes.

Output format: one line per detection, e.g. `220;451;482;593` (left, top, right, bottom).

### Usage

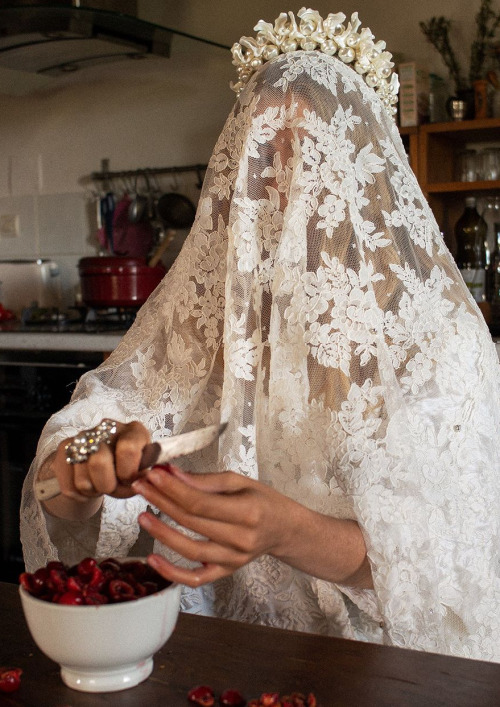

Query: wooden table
1;581;500;706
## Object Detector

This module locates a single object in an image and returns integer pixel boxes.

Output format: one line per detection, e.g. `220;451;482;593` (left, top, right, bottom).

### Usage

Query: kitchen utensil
112;194;154;258
100;191;116;254
34;422;227;501
147;228;176;267
128;172;151;224
78;256;165;308
156;191;196;229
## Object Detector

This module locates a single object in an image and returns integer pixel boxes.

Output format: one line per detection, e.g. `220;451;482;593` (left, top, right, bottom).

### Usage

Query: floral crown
231;7;399;118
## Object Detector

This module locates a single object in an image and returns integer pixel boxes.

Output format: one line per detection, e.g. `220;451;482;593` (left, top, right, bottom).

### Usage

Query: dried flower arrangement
420;0;500;92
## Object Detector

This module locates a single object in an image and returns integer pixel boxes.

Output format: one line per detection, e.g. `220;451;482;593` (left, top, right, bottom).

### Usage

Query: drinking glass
480;148;500;181
456;149;479;182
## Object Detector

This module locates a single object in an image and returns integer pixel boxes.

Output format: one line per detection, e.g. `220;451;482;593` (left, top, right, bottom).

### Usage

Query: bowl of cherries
19;556;181;693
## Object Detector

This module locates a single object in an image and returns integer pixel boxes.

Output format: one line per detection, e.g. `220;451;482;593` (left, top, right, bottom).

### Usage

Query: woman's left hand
132;466;298;587
132;465;372;589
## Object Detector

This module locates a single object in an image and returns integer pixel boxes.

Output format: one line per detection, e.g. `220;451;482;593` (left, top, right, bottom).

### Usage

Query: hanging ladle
128;172;151;224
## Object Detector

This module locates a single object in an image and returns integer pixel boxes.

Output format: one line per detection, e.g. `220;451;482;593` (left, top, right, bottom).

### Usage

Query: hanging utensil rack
90;161;207;188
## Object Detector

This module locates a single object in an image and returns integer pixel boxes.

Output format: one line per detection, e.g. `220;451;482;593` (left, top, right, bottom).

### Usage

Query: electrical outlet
0;214;20;238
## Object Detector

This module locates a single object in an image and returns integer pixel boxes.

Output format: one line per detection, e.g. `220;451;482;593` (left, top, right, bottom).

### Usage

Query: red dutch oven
78;256;166;308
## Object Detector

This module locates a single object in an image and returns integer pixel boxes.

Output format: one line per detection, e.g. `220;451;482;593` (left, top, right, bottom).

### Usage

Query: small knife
34;422;227;502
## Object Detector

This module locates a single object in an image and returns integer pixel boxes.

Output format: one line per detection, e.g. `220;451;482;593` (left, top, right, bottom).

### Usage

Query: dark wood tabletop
1;581;500;706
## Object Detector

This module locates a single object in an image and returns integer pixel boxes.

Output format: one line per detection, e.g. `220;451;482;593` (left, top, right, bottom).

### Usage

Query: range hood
0;1;176;78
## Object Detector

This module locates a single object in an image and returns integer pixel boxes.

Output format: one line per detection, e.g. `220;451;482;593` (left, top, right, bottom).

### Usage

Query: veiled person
21;8;500;662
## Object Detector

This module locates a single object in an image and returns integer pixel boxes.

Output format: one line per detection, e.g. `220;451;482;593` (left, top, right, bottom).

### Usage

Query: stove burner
18;305;138;332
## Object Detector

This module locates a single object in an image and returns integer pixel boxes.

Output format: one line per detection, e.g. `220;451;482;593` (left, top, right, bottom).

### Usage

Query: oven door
0;350;101;582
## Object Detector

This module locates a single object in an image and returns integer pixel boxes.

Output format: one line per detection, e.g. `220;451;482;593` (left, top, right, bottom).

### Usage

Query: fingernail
138;512;152;528
132;479;146;493
146;468;162;484
146;554;160;570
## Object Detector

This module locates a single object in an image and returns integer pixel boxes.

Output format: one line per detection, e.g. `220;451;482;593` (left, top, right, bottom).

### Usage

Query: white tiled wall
0;36;233;307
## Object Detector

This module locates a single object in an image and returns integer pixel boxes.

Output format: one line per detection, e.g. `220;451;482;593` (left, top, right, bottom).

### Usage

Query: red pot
79;256;166;308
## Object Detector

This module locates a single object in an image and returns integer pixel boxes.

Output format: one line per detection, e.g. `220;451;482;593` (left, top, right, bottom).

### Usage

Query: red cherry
0;667;22;693
77;557;97;578
46;561;65;572
21;557;170;604
99;558;122;573
121;560;149;580
57;591;84;605
283;695;306;707
66;575;83;592
188;685;215;706
84;591;108;605
259;694;281;707
220;688;246;706
108;579;136;602
19;572;35;593
87;565;105;589
48;567;68;592
32;568;49;593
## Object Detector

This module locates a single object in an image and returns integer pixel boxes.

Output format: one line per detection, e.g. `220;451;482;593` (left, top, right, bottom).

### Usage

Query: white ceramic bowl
19;564;181;693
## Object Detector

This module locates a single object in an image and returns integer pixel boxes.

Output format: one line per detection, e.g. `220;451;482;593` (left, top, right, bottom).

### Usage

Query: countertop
0;329;125;352
0;326;499;356
2;581;500;706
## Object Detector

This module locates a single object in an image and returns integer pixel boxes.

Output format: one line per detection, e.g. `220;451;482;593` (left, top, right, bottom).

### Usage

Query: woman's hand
132;466;373;590
39;420;151;521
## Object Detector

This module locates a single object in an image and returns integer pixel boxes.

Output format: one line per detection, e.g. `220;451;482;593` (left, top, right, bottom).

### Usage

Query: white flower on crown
231;7;399;118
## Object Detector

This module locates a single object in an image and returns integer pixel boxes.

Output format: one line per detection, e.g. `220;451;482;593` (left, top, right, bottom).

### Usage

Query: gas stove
1;305;138;333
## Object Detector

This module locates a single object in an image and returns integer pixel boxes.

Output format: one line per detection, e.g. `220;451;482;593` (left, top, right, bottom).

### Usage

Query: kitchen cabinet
401;118;500;328
404;118;500;250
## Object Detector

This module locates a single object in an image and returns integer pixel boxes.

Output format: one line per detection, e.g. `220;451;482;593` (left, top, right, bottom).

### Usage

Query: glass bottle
454;196;487;302
487;222;500;334
487;222;500;304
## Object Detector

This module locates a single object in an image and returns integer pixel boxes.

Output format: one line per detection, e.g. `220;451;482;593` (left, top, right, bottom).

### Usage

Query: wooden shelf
425;179;500;194
419;117;500;140
399;126;419;135
412;120;500;206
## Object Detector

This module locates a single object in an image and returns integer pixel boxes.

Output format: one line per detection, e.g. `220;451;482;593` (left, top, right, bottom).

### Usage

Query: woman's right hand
38;420;150;521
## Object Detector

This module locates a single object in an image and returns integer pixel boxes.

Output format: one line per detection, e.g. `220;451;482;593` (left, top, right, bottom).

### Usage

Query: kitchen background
0;0;498;583
0;0;477;307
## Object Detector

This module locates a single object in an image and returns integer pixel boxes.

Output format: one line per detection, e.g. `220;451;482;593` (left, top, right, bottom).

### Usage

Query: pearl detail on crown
231;7;399;118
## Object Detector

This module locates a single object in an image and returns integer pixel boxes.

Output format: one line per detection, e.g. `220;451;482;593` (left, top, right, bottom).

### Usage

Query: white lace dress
21;51;500;661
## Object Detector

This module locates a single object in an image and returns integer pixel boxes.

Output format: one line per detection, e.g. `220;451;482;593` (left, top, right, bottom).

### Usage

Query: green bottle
454;196;487;302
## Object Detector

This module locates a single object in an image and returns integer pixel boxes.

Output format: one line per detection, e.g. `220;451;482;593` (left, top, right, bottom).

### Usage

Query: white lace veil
21;50;500;660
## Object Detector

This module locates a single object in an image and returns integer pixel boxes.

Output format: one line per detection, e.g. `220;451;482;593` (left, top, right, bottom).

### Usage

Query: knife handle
34;423;226;502
35;477;61;502
34;441;159;502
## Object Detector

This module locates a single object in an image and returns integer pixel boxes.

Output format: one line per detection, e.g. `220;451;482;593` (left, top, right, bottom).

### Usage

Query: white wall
0;0;490;305
140;0;478;83
0;31;233;304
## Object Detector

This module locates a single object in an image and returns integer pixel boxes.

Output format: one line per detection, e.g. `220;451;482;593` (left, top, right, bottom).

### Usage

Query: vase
474;79;489;118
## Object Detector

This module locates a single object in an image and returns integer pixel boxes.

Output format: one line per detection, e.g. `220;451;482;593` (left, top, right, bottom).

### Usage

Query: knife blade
34;422;227;502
